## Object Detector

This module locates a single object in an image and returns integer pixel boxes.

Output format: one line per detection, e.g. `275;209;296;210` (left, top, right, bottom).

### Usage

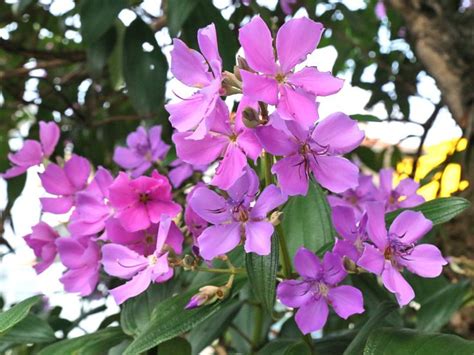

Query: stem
263;152;274;186
195;266;246;275
276;224;292;279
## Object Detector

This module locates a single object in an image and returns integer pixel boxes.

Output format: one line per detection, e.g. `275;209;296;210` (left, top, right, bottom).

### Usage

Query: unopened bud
242;107;260;128
270;211;283;226
222;71;242;95
184;285;229;310
182;254;195;270
236;56;250;71
343;256;358;273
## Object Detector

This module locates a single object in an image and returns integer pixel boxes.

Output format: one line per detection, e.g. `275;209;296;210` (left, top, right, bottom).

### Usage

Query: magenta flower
257;112;364;196
173;103;262;190
328;174;378;219
168;158;207;188
102;216;183;305
56;236;100;296
184;183;209;240
277;248;364;334
24;222;60;274
108;170;181;232
39;154;91;214
331;206;368;262
166;23;226;139
239;16;343;128
377;168;424;212
357;202;447;306
68;167;114;237
190;168;287;260
113;125;170;178
2;121;60;179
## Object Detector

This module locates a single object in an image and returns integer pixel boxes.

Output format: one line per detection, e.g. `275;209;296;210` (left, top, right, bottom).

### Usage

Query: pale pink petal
166;93;212;133
197;24;221;72
277;86;318;128
102;243;148;279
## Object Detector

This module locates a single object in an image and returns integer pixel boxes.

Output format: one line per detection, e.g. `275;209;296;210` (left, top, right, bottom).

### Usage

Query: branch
0;59;73;80
0;38;85;61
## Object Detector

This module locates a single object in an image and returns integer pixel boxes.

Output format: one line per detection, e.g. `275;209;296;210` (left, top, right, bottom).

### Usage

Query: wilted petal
294;247;322;279
381;261;414;306
239;16;276;74
276;18;324;73
295;298;328;334
39;121;60;157
312;112;364;154
398;244;447;278
288;67;344;96
244;221;273;255
312;155;359;194
328;285;364;319
198;223;241;260
389;210;432;244
240;70;278;105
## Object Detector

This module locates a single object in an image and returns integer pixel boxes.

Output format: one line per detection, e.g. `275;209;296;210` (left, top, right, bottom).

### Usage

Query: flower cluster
2;15;449;336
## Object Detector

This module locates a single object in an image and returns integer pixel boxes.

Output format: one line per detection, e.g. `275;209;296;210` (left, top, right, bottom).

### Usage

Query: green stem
195;266;245;275
251;305;263;353
276;224;292;279
264;152;274;185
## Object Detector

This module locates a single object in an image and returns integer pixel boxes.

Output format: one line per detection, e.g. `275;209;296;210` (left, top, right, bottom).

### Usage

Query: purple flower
331;206;368;263
168;158;207;188
2;121;60;179
39;154;91;214
184;183;209;240
102;216;183;305
238;16;343;128
328;173;378;219
377;168;424;212
68;167;114;237
173;103;262;190
375;1;387;20
190;168;287;260
24;222;60;274
277;248;364;334
166;24;225;139
108;170;181;232
357;202;447;306
56;236;101;296
113;125;170;178
257;112;364;196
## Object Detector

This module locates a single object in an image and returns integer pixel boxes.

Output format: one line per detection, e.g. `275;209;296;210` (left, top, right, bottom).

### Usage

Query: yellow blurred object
395;138;468;201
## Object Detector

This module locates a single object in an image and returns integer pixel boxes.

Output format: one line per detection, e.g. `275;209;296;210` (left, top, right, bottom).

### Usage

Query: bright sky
0;0;463;334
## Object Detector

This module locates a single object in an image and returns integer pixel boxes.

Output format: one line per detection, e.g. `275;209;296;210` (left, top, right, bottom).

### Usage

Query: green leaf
282;181;335;263
86;26;117;78
123;17;168;115
245;234;279;314
0;314;56;344
344;301;398;355
187;300;241;355
80;0;127;44
157;337;192;355
0;295;42;334
258;340;294;355
363;328;474;355
284;341;312;355
38;327;127;355
352;114;382;122
167;0;199;37
123;276;246;354
385;197;471;225
417;280;470;332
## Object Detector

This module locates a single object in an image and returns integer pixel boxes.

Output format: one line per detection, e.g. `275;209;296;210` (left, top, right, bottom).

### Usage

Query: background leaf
0;295;42;334
80;0;127;44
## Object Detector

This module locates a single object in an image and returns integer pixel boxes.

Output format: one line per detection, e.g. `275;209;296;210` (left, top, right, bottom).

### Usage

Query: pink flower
166;24;226;140
357;202;447;306
102;216;183;305
56;236;101;296
168;158;207;188
108;170;181;232
377;168;424;212
113;125;170;178
2;121;60;179
24;222;60;274
184;183;209;240
39;154;91;214
256;112;364;196
190;168;287;260
239;16;343;128
68;167;114;236
277;248;364;334
173;102;262;190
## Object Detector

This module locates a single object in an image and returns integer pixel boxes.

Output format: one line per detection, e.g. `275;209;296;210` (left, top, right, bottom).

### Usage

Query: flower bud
269;211;283;226
182;254;196;270
221;71;242;95
242;107;260;128
184;284;230;310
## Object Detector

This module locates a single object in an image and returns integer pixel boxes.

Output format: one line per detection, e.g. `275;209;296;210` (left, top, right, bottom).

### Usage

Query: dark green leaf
0;314;56;344
157;337;192;355
0;295;42;334
86;25;117;78
167;0;199;37
352;114;382;122
344;301;398;355
282;181;335;263
123;17;168;115
80;0;127;44
123;276;246;354
258;340;294;355
417;280;470;332
38;327;127;355
245;234;279;314
284;341;311;355
385;197;471;225
363;328;474;355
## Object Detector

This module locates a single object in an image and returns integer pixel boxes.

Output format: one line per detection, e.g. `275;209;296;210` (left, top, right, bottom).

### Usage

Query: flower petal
39;121;60;157
389;210;433;244
64;155;90;191
381;261;414;306
251;185;287;219
255;124;298;156
102;243;148;279
288;67;344;96
312;155;359;194
190;187;231;224
277;279;312;308
295;298;329;334
398;244;447;278
109;267;152;305
173;132;228;165
328;285;364;319
211;144;247;190
40;196;74;214
198;223;241;260
117;205;151;232
244;221;274;255
357;244;385;274
170;38;211;87
240;70;279;105
322;252;347;285
331;206;357;240
294;247;322;279
365;202;388;249
277;86;318;128
8;140;43;167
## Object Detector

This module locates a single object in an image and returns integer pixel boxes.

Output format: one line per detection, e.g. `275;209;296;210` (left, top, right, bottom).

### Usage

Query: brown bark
387;0;474;132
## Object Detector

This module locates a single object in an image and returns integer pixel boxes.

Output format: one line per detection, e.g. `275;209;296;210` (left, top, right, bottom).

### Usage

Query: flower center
275;72;286;83
139;193;151;204
147;255;158;266
318;282;329;297
233;205;249;222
